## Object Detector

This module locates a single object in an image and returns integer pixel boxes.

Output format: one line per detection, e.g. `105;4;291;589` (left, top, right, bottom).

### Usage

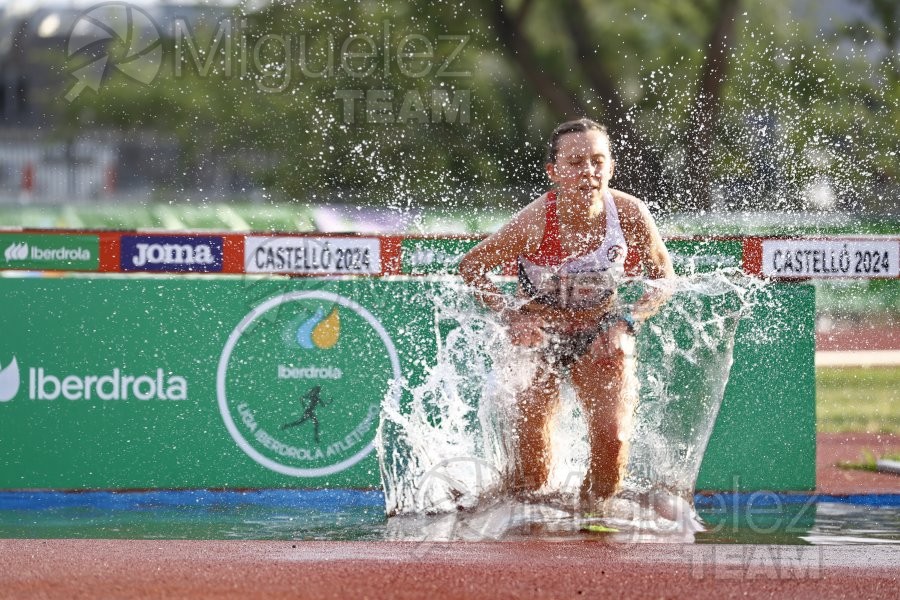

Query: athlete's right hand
503;312;545;347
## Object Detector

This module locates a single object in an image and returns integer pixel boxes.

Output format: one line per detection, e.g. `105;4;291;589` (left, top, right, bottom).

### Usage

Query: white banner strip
762;239;899;278
244;236;382;275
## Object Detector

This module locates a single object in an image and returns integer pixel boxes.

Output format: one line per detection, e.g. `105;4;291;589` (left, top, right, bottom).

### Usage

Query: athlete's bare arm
613;190;675;321
458;195;546;312
459;196;551;346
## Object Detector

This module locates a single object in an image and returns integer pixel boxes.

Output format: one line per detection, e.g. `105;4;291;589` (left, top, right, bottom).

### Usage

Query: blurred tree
486;0;747;209
60;0;738;209
685;0;741;210
842;0;900;212
848;0;899;78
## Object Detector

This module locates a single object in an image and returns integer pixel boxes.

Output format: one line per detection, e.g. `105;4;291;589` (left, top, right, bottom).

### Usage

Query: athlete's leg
571;328;636;503
511;362;561;494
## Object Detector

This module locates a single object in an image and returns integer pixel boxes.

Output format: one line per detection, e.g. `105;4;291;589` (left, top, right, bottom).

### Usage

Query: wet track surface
2;539;898;599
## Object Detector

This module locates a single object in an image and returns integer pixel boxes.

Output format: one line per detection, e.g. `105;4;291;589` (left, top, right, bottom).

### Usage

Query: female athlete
459;118;674;504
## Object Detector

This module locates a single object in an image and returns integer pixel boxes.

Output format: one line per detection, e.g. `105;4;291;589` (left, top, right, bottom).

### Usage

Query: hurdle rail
0;229;897;279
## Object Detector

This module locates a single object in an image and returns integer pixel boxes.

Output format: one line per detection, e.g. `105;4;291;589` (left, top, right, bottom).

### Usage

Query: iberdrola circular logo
217;291;400;477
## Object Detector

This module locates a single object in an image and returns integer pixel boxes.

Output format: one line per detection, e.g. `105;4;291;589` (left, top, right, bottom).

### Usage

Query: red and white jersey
518;190;627;309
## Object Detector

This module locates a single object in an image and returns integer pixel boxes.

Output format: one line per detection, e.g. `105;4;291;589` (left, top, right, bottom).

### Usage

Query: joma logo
133;243;214;267
121;236;223;272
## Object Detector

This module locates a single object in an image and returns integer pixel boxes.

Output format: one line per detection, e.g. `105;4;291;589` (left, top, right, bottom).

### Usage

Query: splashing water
377;271;768;537
608;272;768;533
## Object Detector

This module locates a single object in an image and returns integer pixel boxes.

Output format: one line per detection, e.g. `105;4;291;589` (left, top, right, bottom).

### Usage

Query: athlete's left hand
591;320;635;361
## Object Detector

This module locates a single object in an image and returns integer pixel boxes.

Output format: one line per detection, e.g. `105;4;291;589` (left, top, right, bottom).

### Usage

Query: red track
2;538;897;600
2;434;897;600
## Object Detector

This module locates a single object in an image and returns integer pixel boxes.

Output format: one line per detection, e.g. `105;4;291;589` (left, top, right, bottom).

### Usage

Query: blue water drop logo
296;307;327;349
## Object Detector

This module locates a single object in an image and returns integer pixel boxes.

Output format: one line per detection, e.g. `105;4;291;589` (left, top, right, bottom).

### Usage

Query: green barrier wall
0;277;814;491
697;283;815;490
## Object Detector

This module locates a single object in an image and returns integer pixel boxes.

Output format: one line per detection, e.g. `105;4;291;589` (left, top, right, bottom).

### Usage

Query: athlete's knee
517;379;558;414
586;341;626;369
595;431;624;455
588;418;625;448
517;395;553;422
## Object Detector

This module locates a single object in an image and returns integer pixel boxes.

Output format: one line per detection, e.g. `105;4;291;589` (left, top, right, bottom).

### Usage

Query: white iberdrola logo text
277;364;343;380
3;242;89;262
28;367;187;400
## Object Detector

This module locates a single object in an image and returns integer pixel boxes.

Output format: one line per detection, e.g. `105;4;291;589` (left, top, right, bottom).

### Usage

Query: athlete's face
546;130;615;200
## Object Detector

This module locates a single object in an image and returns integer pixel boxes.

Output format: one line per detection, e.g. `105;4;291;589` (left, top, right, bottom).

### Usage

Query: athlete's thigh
570;330;626;413
517;359;562;414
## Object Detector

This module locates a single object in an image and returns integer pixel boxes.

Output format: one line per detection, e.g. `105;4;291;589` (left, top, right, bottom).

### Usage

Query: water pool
1;490;897;545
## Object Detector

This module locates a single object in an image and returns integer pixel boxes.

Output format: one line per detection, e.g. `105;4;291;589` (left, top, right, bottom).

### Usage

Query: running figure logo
281;385;333;443
217;290;399;478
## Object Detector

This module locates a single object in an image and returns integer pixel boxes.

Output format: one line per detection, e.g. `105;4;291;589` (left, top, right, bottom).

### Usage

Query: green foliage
817;367;900;435
60;0;900;213
61;2;513;204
